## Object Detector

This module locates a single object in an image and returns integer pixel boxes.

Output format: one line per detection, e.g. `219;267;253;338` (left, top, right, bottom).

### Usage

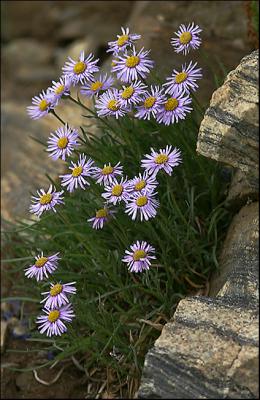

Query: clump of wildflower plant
23;22;205;348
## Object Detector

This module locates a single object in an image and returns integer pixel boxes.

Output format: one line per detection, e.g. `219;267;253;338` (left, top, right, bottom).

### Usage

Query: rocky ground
1;1;257;398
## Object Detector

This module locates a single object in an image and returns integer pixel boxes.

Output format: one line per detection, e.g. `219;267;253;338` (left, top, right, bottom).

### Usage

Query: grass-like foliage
2;91;231;396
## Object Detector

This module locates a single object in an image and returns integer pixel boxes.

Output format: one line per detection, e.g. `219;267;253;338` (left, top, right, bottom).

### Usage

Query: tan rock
1;321;8;353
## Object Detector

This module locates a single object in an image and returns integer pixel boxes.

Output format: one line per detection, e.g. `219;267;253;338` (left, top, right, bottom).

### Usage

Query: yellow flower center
48;310;60;323
134;180;146;191
126;55;140;68
144;96;156;109
136;196;148;207
179;31;192;45
50;284;63;296
121;86;134;100
96;208;108;218
91;81;103;91
35;256;48;268
39;193;52;205
73;61;86;74
155;154;168;164
112;184;123;197
102;165;114;175
175;72;188;84
57;137;68;149
133;249;147;261
107;100;119;111
117;34;129;47
39;99;49;111
72;166;83;177
55;84;65;95
164;98;179;111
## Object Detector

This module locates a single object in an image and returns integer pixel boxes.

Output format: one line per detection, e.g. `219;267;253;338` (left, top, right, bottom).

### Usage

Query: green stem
51;110;66;125
68;95;115;132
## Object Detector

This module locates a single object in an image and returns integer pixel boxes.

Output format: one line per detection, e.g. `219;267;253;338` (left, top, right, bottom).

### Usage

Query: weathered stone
1;321;8;353
139;296;258;399
54;38;97;70
3;39;53;69
1;95;90;223
226;169;259;209
197;50;259;181
210;202;259;304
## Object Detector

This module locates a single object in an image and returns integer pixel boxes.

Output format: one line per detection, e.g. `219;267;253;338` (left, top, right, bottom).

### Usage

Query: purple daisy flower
27;90;55;120
135;85;166;120
41;282;76;309
128;171;158;194
87;206;116;230
125;191;159;221
30;185;64;218
47;76;71;105
46;124;80;161
141;145;182;177
112;46;154;83
80;74;114;98
171;22;202;55
118;80;147;108
163;61;202;95
95;88;128;119
24;252;60;282
60;154;95;192
102;177;131;205
107;27;141;55
92;162;123;186
36;304;75;337
62;51;99;86
122;241;156;273
155;90;192;125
